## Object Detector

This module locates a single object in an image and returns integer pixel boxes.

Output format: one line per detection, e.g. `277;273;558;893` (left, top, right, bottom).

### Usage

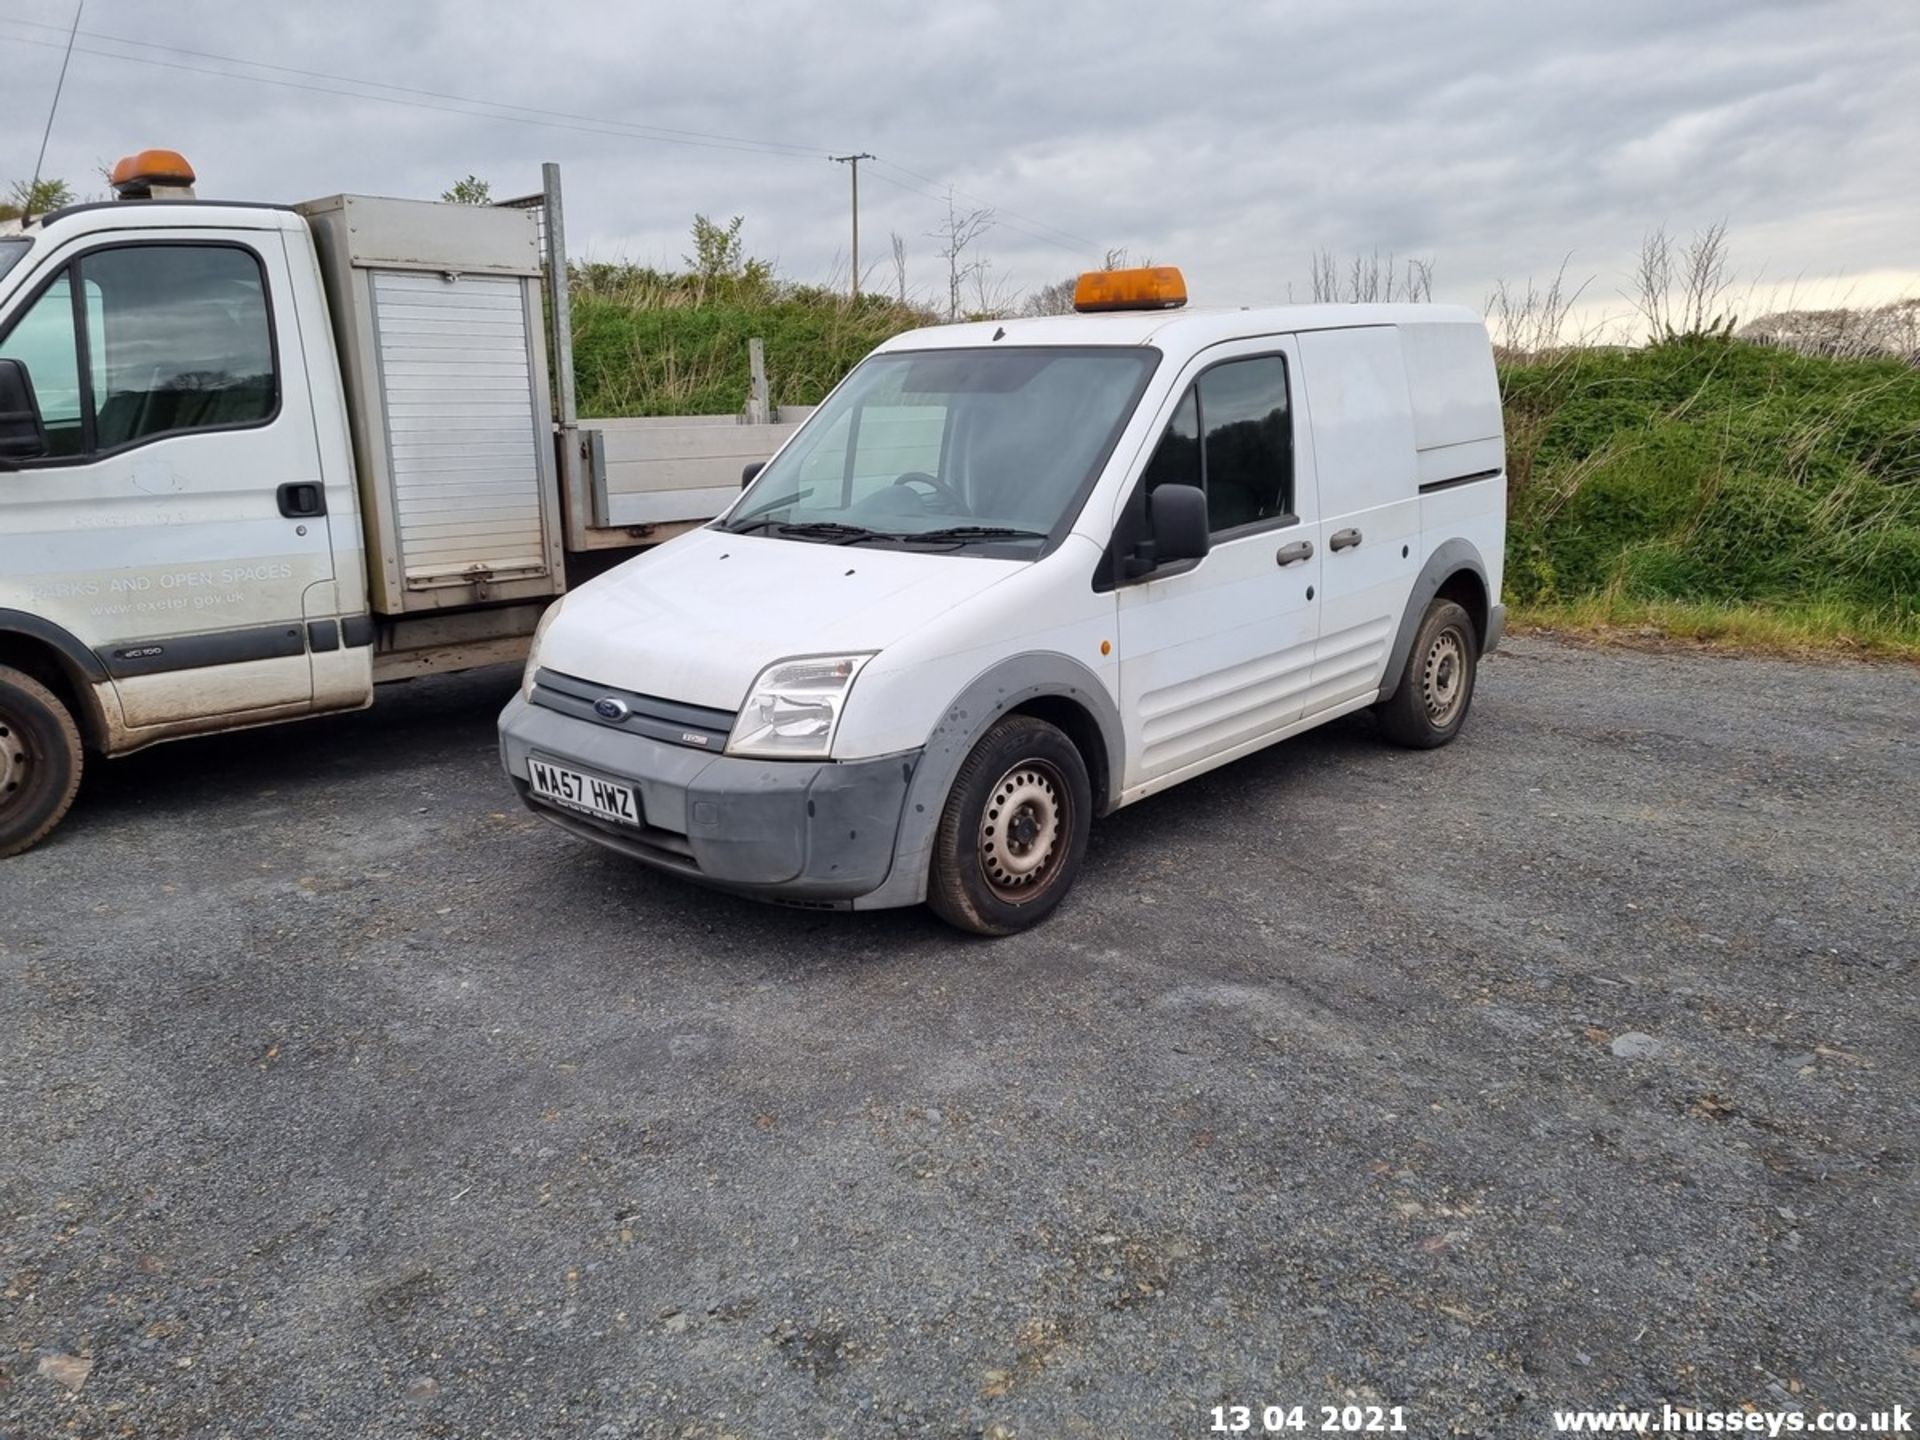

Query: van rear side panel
1296;326;1422;709
1401;320;1505;488
1401;319;1506;606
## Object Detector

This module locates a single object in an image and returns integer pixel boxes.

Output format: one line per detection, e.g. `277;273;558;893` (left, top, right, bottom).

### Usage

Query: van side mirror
0;358;48;463
741;460;766;489
1149;482;1209;565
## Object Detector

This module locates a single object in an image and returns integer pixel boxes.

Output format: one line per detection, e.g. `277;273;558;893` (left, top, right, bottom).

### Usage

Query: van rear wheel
928;715;1092;936
0;664;85;858
1376;599;1479;748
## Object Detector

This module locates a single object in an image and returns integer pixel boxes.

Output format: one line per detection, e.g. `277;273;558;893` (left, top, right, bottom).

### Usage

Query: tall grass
1501;337;1920;647
569;261;932;417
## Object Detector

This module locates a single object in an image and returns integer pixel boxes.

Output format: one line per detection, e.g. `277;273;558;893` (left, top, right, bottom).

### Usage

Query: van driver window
1142;355;1294;533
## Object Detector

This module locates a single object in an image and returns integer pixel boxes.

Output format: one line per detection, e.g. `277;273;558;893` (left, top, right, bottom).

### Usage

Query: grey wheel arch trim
852;652;1124;910
1375;540;1494;706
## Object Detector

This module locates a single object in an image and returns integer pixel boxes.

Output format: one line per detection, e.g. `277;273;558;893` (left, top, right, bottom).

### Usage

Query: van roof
875;302;1485;354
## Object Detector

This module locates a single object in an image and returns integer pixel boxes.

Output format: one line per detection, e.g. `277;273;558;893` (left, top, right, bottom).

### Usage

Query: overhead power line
0;12;1104;255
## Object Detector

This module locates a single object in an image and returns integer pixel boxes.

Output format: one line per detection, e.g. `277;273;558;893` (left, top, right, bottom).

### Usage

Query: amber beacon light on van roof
1072;266;1188;313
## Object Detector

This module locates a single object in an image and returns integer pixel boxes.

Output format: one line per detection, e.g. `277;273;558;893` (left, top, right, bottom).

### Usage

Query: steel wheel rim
978;758;1070;902
0;709;26;812
1422;627;1468;725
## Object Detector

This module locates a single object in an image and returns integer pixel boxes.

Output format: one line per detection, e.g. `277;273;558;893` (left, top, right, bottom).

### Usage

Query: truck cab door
0;228;335;734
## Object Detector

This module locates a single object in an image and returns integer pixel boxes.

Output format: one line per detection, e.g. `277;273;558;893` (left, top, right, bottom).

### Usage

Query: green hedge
1503;340;1920;637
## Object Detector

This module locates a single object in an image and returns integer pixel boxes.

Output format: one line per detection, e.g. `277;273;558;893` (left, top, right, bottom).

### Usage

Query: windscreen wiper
903;525;1051;543
769;520;900;544
726;516;882;540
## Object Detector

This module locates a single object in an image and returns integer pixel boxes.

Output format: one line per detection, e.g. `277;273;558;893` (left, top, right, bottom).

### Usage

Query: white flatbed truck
0;150;802;854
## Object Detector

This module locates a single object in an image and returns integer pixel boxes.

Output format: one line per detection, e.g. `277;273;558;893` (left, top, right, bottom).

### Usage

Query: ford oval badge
593;697;630;723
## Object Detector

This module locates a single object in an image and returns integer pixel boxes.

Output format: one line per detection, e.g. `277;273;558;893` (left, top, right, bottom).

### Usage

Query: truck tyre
0;664;85;858
928;715;1093;936
1376;599;1479;749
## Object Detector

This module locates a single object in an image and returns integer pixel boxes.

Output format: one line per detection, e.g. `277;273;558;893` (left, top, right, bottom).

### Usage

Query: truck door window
82;245;277;450
0;271;90;457
1142;355;1294;534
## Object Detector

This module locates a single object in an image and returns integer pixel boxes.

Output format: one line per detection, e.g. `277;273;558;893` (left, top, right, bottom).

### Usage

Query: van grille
530;668;735;752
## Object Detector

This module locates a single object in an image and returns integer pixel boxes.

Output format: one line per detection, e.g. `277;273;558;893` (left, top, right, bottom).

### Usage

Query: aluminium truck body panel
296;193;564;615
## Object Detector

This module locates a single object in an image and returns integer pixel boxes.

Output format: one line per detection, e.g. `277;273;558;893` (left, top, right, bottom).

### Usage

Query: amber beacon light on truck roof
1072;266;1188;313
108;148;197;200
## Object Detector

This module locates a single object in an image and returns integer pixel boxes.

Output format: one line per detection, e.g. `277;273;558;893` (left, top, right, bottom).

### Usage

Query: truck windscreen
725;345;1159;552
0;239;28;283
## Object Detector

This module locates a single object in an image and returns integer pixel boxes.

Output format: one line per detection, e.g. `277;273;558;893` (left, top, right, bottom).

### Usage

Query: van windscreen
724;345;1158;553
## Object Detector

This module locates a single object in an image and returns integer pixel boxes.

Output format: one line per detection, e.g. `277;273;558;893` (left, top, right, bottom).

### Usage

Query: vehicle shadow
74;665;524;811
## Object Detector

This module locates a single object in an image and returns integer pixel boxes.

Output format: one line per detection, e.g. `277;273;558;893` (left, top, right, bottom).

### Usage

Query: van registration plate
528;757;643;829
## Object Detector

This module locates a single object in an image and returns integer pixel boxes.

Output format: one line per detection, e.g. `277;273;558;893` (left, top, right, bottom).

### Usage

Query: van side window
1141;355;1294;533
1198;356;1291;531
1141;388;1199;492
85;246;277;449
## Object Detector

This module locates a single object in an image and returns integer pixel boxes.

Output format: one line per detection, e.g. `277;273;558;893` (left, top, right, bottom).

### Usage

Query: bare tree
1023;275;1079;316
929;192;995;323
970;259;1020;319
1628;222;1735;341
889;231;908;306
1308;248;1435;303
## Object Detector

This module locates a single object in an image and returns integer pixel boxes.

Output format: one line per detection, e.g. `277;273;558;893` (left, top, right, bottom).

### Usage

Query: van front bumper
497;692;920;904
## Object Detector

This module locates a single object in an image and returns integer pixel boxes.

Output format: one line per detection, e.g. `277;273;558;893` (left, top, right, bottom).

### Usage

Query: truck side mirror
741;460;766;489
0;358;48;463
1149;482;1210;565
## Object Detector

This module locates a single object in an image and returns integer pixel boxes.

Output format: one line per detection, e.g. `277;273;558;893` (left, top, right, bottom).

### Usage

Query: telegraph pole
830;153;874;299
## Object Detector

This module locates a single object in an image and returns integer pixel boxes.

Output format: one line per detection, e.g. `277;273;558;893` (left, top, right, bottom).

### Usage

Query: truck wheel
0;664;85;858
928;715;1092;936
1376;599;1479;749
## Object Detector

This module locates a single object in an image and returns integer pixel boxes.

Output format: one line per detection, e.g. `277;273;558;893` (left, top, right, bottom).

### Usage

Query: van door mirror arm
1121;536;1158;580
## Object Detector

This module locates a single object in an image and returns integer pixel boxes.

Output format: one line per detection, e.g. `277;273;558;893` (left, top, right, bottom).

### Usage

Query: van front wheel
928;715;1092;936
1376;599;1479;748
0;664;85;858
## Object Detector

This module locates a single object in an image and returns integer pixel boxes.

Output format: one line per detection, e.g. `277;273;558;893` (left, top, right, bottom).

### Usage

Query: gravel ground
1;635;1916;1439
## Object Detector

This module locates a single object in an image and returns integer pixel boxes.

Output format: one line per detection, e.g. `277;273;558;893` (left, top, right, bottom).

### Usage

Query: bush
1503;338;1920;638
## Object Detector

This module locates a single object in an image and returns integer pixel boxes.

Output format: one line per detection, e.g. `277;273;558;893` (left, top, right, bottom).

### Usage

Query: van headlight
727;653;874;760
521;597;567;700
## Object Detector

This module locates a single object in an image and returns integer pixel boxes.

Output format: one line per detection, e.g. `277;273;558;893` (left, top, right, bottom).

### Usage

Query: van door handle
1329;528;1362;552
277;482;326;519
1275;540;1314;566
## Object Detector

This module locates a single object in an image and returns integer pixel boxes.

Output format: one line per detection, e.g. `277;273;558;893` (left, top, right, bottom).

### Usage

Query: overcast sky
4;0;1918;332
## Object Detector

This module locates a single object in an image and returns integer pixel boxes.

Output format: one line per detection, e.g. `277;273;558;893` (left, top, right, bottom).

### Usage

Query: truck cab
0;150;757;856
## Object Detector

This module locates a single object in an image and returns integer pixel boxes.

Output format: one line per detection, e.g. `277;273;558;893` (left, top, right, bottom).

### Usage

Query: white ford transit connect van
497;268;1505;934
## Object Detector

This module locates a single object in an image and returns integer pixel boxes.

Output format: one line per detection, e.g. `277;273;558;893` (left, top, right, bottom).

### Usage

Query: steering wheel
892;470;965;512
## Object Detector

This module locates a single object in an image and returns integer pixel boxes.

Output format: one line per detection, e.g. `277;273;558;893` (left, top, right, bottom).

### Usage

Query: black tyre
1376;599;1479;749
0;664;85;858
927;715;1093;936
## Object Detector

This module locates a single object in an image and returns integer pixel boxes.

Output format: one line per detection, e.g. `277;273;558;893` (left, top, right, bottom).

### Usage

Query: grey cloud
2;0;1916;308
